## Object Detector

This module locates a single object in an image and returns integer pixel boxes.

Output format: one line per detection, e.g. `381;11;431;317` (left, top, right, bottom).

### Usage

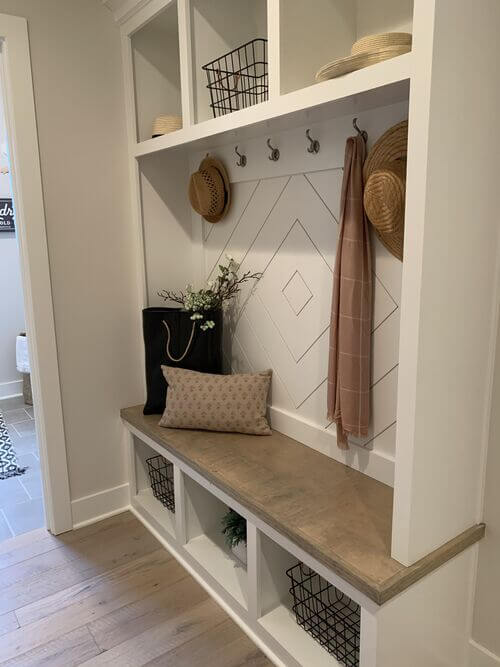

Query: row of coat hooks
233;118;367;167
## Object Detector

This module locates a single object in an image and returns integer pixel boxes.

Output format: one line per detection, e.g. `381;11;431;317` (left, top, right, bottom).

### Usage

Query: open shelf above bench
121;405;484;605
133;52;411;158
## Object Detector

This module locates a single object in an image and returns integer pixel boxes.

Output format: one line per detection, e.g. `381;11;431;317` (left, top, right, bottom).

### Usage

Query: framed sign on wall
0;198;14;232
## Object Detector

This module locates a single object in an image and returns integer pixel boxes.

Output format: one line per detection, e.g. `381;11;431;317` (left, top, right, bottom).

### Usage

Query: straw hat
152;115;182;137
363;120;408;261
315;32;411;82
188;155;231;223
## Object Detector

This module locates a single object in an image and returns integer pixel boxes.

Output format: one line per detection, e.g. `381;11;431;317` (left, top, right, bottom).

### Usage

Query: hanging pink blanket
327;135;372;449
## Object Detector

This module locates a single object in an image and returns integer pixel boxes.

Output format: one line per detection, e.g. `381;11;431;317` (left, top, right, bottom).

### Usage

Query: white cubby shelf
122;0;412;159
132;51;411;159
125;420;361;667
118;0;499;664
122;409;483;667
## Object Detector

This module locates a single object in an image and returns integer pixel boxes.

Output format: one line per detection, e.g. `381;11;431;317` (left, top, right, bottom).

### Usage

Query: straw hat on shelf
315;32;412;82
152;115;182;137
188;155;231;223
363;120;408;261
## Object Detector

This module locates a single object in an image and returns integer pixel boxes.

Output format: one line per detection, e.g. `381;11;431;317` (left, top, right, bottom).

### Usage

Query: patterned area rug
0;410;27;479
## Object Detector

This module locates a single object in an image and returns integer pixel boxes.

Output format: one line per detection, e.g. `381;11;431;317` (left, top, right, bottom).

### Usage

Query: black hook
353;118;368;143
267;138;280;161
306;129;320;154
235;145;247;167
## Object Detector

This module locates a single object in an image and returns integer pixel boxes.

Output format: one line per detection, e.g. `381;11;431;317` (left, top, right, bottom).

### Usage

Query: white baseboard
469;640;500;667
269;405;395;486
71;483;129;528
0;379;23;399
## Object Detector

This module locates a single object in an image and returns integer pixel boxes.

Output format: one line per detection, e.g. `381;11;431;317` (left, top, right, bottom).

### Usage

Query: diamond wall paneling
190;107;406;482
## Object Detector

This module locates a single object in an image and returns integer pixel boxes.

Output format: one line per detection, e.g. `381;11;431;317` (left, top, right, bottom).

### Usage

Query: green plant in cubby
221;508;247;566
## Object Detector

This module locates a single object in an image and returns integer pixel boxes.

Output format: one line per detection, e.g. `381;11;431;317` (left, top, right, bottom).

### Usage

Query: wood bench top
121;405;484;605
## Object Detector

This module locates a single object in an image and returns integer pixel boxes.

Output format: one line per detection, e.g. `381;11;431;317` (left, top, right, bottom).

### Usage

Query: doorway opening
0;54;43;541
0;14;72;540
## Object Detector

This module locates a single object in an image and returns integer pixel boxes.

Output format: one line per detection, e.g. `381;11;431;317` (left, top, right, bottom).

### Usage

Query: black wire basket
202;38;268;118
286;562;360;666
146;455;175;513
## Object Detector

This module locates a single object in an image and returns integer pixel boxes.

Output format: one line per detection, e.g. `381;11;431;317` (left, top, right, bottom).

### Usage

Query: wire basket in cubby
286;562;360;667
146;454;175;513
202;38;268;118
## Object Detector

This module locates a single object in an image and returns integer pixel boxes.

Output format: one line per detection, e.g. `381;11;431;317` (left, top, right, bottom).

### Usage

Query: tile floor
0;395;45;540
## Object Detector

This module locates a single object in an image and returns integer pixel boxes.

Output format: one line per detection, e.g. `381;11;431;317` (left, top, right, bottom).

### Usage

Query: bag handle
162;319;196;363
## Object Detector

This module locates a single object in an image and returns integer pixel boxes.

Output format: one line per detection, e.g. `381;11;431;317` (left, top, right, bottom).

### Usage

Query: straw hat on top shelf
152;115;182;138
315;32;412;82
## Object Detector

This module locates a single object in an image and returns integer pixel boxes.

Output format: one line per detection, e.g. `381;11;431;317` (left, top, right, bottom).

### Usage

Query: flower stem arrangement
158;256;261;331
221;508;247;548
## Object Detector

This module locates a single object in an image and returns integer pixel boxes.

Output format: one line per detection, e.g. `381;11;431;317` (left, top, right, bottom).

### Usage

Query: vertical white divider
174;466;187;544
267;0;280;99
178;0;194;128
359;607;378;667
246;522;261;620
393;0;500;565
125;431;137;502
121;29;149;316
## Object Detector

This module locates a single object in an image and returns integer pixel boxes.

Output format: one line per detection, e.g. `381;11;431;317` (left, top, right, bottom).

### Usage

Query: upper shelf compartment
190;0;268;124
280;0;414;95
133;53;411;158
131;1;182;142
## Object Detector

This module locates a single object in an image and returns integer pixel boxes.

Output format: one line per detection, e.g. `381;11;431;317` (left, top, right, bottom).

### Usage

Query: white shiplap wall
189;102;407;485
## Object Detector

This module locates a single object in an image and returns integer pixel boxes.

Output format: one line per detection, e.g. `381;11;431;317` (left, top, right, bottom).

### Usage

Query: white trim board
71;483;130;529
0;379;22;399
469;640;500;667
269;406;394;487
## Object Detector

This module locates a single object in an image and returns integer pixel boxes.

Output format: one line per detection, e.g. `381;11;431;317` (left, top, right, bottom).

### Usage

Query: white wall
0;0;144;511
355;0;413;38
471;307;500;663
280;0;356;95
0;82;24;397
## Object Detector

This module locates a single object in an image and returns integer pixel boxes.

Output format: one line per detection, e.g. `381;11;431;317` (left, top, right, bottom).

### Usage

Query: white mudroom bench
121;405;484;667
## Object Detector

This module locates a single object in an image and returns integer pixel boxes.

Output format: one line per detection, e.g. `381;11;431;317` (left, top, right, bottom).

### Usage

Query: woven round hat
351;32;412;55
363;120;408;261
152;115;182;137
188;155;231;223
315;32;411;82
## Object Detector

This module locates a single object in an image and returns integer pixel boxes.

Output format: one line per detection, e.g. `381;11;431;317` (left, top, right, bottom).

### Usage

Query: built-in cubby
131;1;182;142
119;0;497;663
123;409;485;666
190;0;268;123
131;436;176;539
183;474;249;609
258;533;341;666
279;0;414;94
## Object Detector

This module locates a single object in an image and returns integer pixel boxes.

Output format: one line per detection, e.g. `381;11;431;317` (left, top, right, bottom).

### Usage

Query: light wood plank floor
0;512;272;666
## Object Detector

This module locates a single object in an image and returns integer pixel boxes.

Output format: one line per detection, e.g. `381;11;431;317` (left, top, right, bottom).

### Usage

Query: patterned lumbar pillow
159;367;272;435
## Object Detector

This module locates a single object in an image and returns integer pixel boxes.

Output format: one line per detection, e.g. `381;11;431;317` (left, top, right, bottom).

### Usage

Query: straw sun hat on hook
189;155;231;223
363;120;408;261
